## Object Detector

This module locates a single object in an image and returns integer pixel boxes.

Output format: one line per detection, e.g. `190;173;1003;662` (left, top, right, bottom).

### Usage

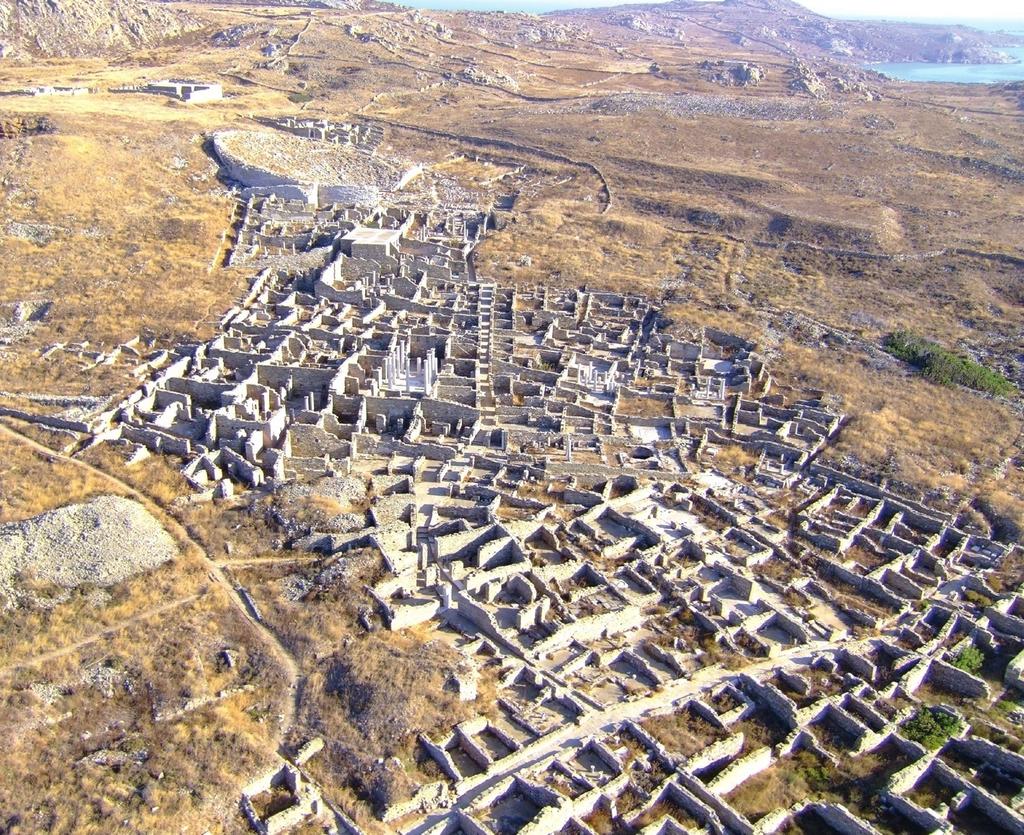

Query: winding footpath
0;592;202;677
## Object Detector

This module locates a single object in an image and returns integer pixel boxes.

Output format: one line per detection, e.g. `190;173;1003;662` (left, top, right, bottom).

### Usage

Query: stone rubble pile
0;495;177;602
560;92;835;122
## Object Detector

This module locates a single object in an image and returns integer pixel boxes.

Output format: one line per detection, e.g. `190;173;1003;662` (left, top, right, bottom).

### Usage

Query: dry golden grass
0;96;250;400
1;0;1018;505
298;629;475;821
980;471;1024;548
0;429;118;522
776;342;1021;500
233;551;382;665
615;392;674;418
0;591;285;834
78;444;190;508
431;155;518;186
641;706;728;758
663;301;759;341
0;558;209;667
713;444;759;475
725;749;833;821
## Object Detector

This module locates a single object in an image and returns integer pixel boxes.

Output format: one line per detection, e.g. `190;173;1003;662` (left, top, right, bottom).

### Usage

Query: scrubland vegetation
0;108;240;400
952;645;985;676
884;330;1016;397
902;707;963;750
775;343;1020;503
0;591;285;833
300;631;474;822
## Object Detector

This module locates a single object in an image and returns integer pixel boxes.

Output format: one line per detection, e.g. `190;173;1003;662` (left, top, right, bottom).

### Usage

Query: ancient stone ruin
85;117;1024;835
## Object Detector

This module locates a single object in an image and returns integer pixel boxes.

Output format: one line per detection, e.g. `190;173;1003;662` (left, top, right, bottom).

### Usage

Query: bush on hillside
884;330;1016;397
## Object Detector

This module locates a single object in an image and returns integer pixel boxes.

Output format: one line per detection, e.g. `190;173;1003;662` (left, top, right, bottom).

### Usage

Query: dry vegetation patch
725;748;833;821
0;592;285;833
299;631;475;821
0;558;208;667
0;430;117;522
78;444;191;509
234;549;383;664
0;107;239;399
776;343;1021;500
641;705;728;758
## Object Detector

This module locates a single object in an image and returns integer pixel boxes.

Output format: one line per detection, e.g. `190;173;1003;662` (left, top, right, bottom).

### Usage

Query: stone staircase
477;282;497;427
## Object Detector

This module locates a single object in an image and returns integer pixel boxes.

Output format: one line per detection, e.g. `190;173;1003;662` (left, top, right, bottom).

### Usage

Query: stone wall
707;745;773;795
532;605;645;655
809;803;881;835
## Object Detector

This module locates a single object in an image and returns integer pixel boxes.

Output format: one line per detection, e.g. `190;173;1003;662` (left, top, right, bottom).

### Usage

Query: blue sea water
871;46;1024;83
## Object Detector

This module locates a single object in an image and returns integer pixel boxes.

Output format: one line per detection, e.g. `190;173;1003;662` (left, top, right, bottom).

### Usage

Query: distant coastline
868;45;1024;83
375;0;1024;30
838;16;1024;35
376;0;672;10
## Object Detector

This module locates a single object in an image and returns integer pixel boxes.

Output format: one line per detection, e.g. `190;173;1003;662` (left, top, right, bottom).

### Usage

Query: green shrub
287;91;314;104
794;753;833;792
884;330;1016;397
951;645;984;676
995;695;1024;716
901;707;962;750
964;588;995;608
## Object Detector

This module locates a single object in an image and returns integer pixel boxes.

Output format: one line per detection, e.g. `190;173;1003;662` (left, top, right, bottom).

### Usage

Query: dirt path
360;116;614;214
0;592;202;677
0;419;302;751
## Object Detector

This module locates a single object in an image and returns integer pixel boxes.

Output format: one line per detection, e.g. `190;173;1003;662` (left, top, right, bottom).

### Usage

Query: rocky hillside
0;0;199;58
559;0;1021;64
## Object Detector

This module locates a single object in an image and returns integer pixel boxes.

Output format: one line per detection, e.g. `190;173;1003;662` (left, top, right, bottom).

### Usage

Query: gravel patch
557;92;837;122
0;495;177;600
278;476;370;509
213;128;404;190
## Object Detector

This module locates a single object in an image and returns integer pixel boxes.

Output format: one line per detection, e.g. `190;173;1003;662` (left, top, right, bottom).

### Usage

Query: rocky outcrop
561;0;1021;66
924;36;1017;65
0;0;199;58
786;61;881;101
459;65;520;92
700;60;765;87
0;114;55;138
789;62;828;99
